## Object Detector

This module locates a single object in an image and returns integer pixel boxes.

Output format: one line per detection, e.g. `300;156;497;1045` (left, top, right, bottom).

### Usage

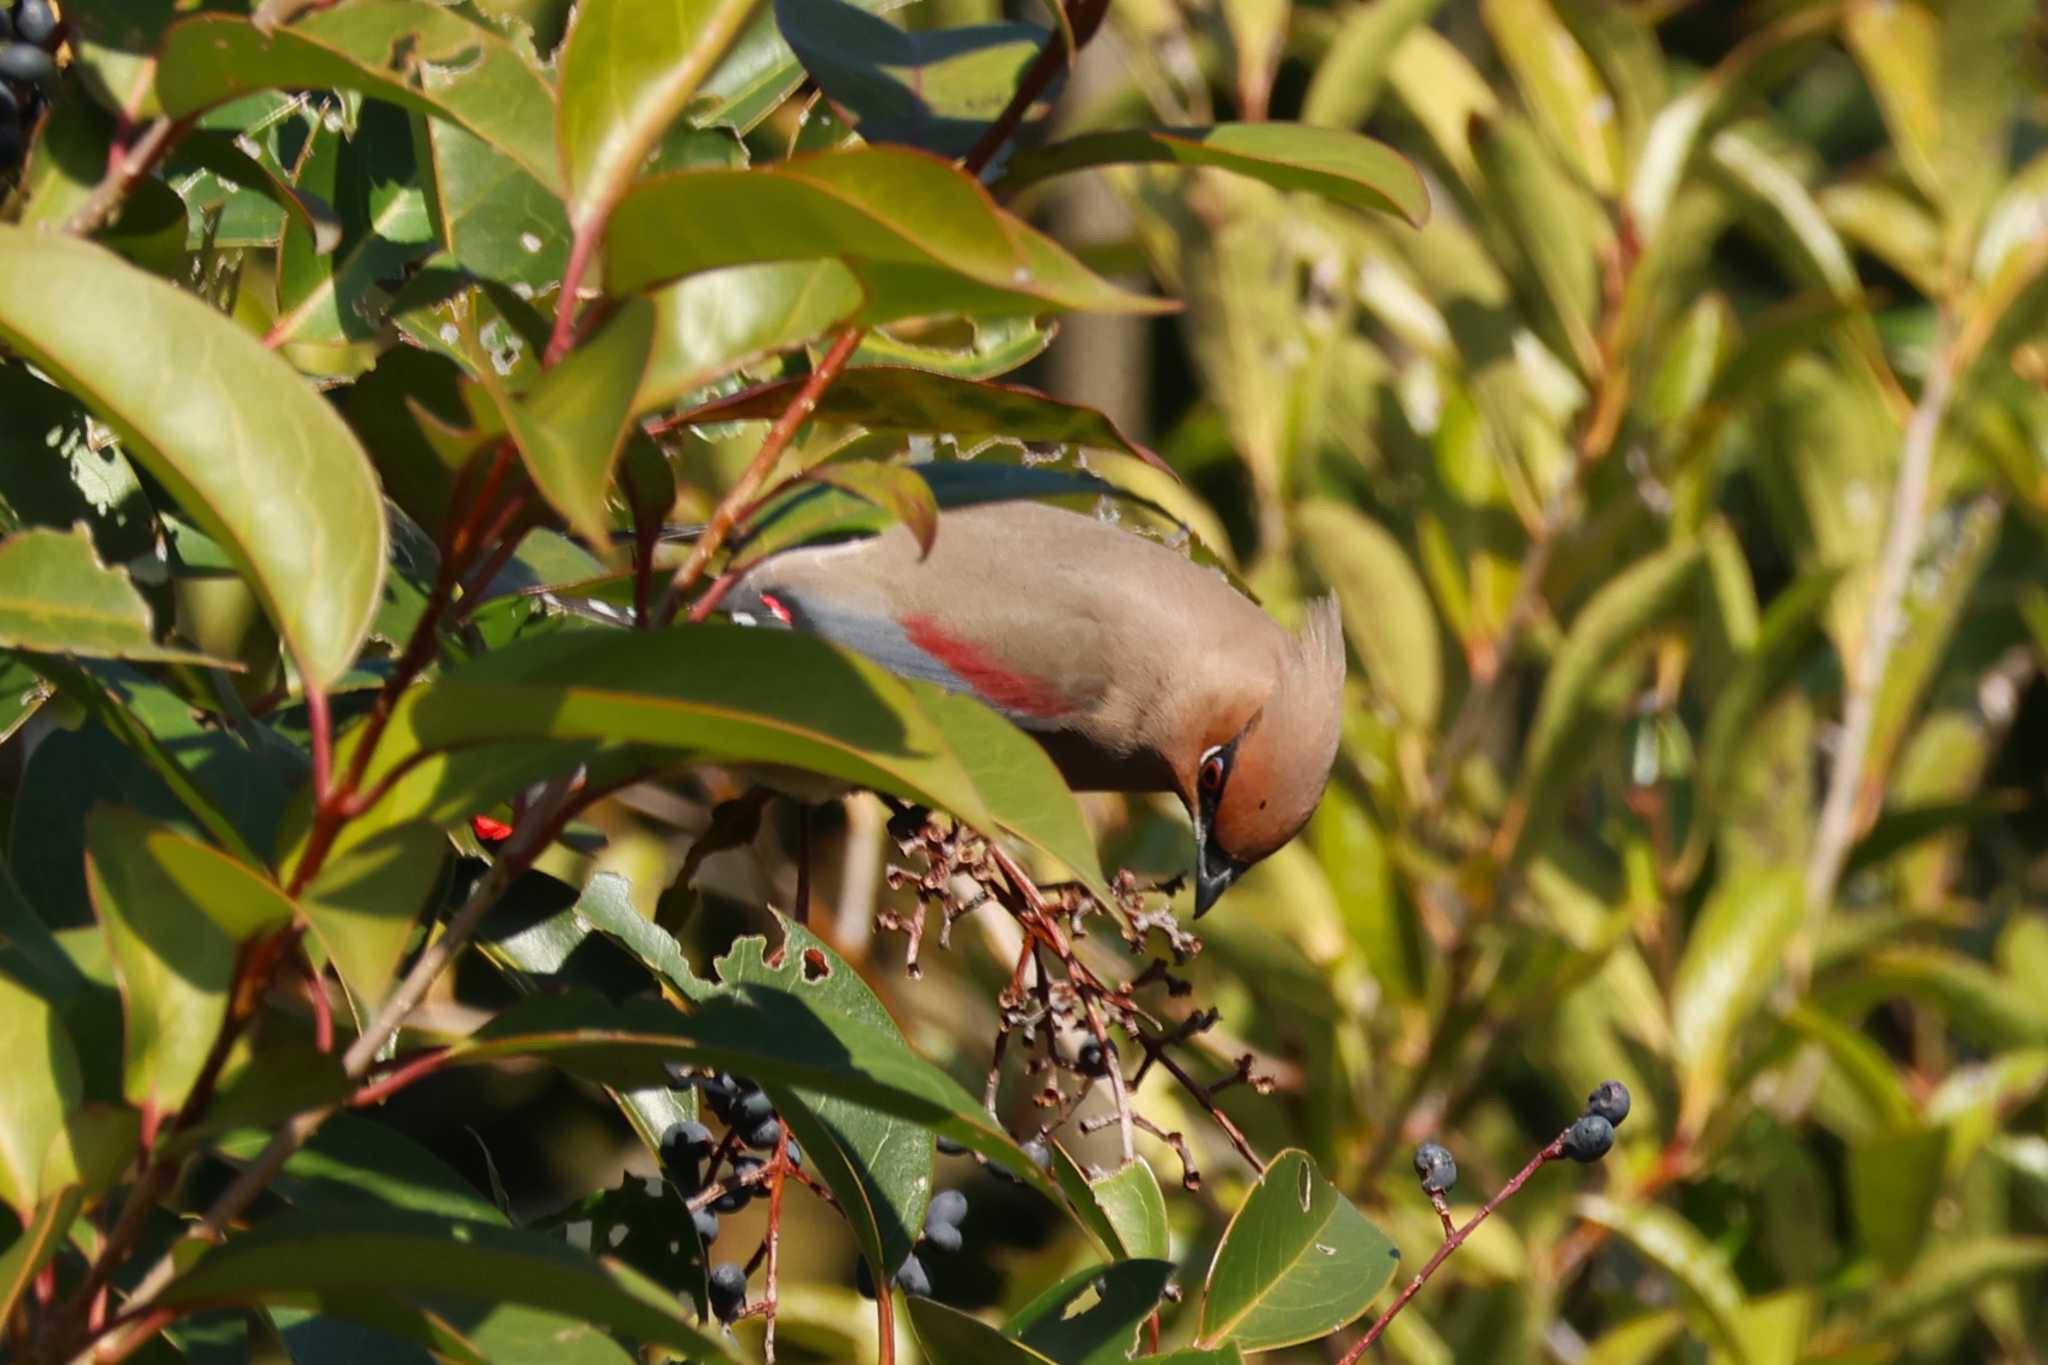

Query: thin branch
1802;330;1957;936
61;116;189;236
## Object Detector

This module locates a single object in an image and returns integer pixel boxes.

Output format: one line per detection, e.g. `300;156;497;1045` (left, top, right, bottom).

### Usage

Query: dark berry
707;1262;747;1321
784;1138;803;1168
734;1088;776;1127
1563;1114;1615;1163
923;1222;962;1253
0;124;20;175
1075;1038;1111;1077
691;1207;720;1244
699;1072;740;1117
663;1120;714;1159
663;1060;694;1088
1585;1080;1631;1128
936;1135;967;1156
894;1253;931;1298
0;43;54;84
15;0;56;47
1411;1141;1456;1195
710;1187;746;1214
743;1116;783;1151
1021;1136;1051;1171
731;1155;766;1198
926;1189;968;1229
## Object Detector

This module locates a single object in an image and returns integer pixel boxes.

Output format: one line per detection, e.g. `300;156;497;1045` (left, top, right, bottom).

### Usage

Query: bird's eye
1199;751;1227;794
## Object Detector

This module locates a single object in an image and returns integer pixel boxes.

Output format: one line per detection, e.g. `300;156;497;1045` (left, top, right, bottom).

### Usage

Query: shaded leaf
0;972;81;1211
1295;499;1441;728
174;128;343;255
0;229;386;690
1863;1237;2048;1337
806;462;940;558
1848;1126;1948;1277
0;1187;85;1324
1196;1149;1399;1351
1301;0;1447;131
1577;1195;1748;1357
302;822;448;1014
1670;866;1801;1139
1004;124;1428;227
906;1296;1055;1363
0;526;229;667
1010;1259;1174;1365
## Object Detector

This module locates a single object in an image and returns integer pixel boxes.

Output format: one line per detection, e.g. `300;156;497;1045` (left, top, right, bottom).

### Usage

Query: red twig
1337;1134;1569;1361
348;1048;453;1108
543;225;603;367
305;683;333;804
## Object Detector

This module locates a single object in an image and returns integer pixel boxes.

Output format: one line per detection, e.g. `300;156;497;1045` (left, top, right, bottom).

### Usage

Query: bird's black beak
1194;834;1248;918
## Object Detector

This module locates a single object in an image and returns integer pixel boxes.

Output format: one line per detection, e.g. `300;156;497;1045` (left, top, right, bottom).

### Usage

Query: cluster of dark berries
0;0;60;175
1562;1079;1631;1163
658;1069;808;1323
856;1188;971;1301
1411;1140;1457;1195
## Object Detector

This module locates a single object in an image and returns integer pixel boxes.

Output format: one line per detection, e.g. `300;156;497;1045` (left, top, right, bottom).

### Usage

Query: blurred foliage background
4;0;2048;1361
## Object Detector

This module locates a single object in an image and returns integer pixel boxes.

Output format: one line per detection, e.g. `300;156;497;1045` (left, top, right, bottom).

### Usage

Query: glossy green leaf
805;462;940;557
219;1114;508;1225
1004;124;1428;227
1295;499;1441;728
776;0;1044;159
1010;1259;1174;1365
0;972;81;1211
500;296;657;545
417;117;571;291
851;315;1054;380
1670;866;1801;1139
1196;1149;1399;1351
677;367;1163;469
1050;1146;1170;1262
713;921;934;1274
302;821;448;1014
0;526;226;667
386;623;1106;892
156;1209;733;1360
84;806;297;1113
174;128;344;255
637;262;863;412
1848;1126;1948;1277
605;148;1172;321
157;5;561;193
0;229;386;690
906;1296;1055;1364
555;0;763;233
1577;1195;1747;1356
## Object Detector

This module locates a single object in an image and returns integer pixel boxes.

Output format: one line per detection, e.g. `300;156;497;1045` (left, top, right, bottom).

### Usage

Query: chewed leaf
0;526;234;667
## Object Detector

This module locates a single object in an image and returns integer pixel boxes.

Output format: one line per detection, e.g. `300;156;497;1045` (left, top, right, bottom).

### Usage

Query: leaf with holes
0;526;230;667
1009;1259;1174;1364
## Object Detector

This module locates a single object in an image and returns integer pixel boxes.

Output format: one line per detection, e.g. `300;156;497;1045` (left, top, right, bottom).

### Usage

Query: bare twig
61;117;189;236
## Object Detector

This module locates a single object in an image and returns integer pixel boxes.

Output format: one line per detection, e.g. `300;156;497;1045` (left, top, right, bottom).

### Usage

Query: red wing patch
900;614;1070;719
757;591;794;625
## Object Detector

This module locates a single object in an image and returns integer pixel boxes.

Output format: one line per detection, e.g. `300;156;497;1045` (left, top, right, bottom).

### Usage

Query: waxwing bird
724;498;1347;915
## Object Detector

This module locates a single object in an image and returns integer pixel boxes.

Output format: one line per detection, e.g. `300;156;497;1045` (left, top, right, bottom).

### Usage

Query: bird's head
1181;594;1348;916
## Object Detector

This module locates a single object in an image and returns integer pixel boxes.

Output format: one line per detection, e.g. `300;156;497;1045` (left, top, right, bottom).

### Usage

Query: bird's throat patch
900;614;1069;718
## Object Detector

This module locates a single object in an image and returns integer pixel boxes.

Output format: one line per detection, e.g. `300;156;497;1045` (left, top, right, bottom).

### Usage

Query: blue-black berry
0;42;54;84
731;1154;766;1199
1562;1114;1615;1163
707;1262;748;1321
894;1252;931;1298
936;1135;967;1156
1075;1038;1112;1077
743;1116;783;1151
1022;1136;1051;1170
1411;1141;1457;1195
734;1088;776;1127
923;1189;969;1252
1585;1080;1631;1128
15;0;57;47
691;1207;720;1244
784;1138;803;1168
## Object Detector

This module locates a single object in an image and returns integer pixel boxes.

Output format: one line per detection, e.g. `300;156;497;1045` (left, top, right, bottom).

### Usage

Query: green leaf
0;229;387;691
1295;499;1441;728
1577;1196;1748;1358
1311;785;1423;1004
851;315;1054;380
1196;1149;1400;1352
155;1209;733;1360
0;1187;85;1325
173;128;344;255
157;5;561;194
1472;113;1604;377
0;526;228;667
805;462;940;557
678;367;1164;469
906;1296;1056;1364
637;262;864;413
500;296;658;545
1517;542;1705;827
555;0;764;234
0;972;82;1211
1009;1259;1174;1365
776;0;1045;159
302;822;448;1015
1482;0;1621;195
84;806;296;1113
418;117;572;291
0;364;155;566
712;921;934;1275
605;147;1172;321
1050;1148;1171;1262
1862;1237;2048;1337
390;623;1106;893
1004;125;1429;227
1670;867;1802;1140
1301;0;1446;130
1848;1126;1948;1277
